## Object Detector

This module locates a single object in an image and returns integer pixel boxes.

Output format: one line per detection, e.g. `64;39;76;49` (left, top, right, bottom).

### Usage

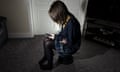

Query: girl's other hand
60;38;67;44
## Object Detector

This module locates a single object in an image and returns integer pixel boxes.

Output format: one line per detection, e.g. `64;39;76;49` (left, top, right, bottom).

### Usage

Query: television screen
87;0;120;23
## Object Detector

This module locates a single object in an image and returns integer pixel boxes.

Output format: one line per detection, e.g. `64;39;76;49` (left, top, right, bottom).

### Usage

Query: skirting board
8;33;34;38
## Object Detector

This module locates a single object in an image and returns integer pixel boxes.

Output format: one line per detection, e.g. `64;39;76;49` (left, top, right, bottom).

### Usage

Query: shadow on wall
81;0;88;13
79;0;88;35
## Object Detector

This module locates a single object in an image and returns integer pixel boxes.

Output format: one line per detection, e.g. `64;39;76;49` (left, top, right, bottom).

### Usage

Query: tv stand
85;18;120;48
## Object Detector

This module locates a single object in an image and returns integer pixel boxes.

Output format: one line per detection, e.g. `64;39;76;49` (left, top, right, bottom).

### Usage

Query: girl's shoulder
68;14;80;26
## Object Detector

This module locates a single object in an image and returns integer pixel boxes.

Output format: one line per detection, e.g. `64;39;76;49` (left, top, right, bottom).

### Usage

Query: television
87;0;120;23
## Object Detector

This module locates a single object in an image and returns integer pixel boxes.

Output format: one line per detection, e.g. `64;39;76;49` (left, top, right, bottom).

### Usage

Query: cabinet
85;18;120;48
86;0;120;48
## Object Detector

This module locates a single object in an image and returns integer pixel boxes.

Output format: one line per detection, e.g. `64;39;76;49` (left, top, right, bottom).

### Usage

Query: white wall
0;0;33;38
31;0;88;35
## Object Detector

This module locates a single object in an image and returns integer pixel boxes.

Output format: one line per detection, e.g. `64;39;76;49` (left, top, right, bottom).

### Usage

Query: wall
0;0;33;38
31;0;88;35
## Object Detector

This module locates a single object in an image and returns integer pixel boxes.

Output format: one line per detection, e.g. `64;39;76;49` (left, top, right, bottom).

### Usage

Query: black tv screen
87;0;120;23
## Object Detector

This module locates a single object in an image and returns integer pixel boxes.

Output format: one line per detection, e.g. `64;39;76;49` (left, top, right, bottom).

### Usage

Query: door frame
26;0;34;37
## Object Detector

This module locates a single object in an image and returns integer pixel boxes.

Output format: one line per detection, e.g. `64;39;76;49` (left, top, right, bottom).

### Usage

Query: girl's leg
39;37;55;70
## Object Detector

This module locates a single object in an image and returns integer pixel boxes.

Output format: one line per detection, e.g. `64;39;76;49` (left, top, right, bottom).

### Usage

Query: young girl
39;0;81;70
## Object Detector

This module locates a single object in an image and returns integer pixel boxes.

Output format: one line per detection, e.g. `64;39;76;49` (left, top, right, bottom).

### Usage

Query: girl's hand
48;33;55;40
60;38;67;44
